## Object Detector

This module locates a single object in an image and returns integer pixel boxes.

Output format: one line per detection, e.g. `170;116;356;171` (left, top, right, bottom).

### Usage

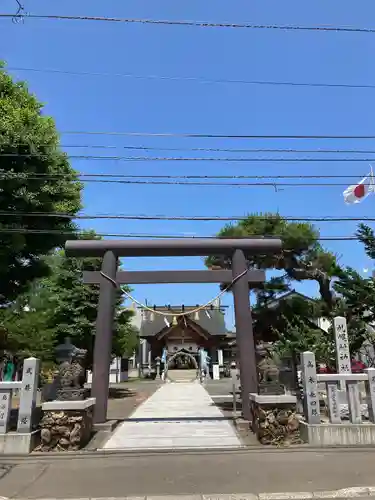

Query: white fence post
326;381;341;424
17;357;39;433
301;351;320;424
347;380;362;424
365;368;375;423
0;389;13;433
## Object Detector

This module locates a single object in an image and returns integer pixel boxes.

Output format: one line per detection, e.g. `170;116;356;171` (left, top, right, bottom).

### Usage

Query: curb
2;444;375;462
7;487;375;500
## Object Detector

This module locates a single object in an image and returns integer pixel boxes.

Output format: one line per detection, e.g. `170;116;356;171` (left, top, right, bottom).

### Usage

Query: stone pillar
333;316;351;391
17;357;40;433
333;316;361;412
301;351;320;424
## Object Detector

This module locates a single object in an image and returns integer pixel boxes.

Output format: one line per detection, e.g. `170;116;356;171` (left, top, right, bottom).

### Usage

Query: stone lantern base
249;393;301;446
37;398;95;452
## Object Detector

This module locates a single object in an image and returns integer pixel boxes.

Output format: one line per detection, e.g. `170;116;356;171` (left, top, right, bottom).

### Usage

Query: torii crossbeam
65;237;282;423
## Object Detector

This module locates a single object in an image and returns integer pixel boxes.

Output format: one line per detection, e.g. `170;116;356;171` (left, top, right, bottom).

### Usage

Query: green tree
0;231;139;365
0;63;82;304
206;213;340;308
253;292;326;355
40;231;138;364
0;282;55;361
325;223;375;363
208;213;368;366
357;223;375;261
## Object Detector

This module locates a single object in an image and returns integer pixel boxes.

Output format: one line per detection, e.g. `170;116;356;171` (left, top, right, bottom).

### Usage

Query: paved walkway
102;382;242;450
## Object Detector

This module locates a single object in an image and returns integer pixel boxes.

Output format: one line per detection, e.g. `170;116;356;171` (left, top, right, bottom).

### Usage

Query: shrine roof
263;290;317;311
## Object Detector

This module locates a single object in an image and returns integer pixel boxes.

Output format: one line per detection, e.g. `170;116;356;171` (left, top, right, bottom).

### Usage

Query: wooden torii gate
65;238;282;423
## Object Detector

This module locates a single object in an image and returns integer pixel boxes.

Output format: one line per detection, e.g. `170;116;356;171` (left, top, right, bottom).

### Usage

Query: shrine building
137;299;234;372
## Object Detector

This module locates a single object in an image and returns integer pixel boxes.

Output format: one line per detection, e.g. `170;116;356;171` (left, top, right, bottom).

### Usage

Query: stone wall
250;401;301;446
37;407;93;451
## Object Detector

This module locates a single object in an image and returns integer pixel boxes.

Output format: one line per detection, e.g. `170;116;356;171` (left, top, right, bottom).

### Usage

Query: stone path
102;382;242;450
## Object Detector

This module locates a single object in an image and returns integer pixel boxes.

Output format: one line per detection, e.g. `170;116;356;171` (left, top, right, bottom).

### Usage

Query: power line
0;176;370;187
2;153;375;162
3;173;375;180
2;14;375;34
0;227;359;241
1;212;375;222
59;131;375;140
7;144;375;154
56;146;375;155
0;177;371;187
7;66;375;91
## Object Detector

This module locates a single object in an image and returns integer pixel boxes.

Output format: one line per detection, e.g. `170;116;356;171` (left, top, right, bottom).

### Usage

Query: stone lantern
55;337;75;364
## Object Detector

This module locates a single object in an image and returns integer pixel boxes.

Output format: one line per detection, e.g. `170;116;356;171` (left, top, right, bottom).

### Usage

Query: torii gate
65;237;282;423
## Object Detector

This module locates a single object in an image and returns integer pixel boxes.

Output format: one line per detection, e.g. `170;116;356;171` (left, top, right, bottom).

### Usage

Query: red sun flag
343;176;373;204
353;183;366;199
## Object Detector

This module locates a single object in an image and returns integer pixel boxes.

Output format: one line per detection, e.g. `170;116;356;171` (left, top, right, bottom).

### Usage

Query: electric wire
58;131;375;139
3;173;375;180
0;212;374;222
6;144;375;154
7;66;375;91
3;153;375;162
2;13;375;34
0;227;360;241
0;178;371;187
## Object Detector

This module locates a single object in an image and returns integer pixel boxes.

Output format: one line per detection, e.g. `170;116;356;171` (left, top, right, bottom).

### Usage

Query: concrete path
102;382;242;450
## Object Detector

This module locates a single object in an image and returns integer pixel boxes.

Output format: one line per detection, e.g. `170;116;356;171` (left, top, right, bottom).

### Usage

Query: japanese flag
343;175;373;204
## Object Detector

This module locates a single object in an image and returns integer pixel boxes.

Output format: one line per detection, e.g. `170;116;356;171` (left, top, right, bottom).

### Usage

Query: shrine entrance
167;350;198;370
65;238;281;423
164;349;199;383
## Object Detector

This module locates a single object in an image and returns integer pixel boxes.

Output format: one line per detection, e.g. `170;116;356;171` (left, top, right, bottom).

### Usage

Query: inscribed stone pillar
333;316;351;391
301;351;320;424
17;357;39;433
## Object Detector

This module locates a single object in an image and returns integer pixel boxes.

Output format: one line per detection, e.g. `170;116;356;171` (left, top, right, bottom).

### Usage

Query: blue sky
1;0;375;328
